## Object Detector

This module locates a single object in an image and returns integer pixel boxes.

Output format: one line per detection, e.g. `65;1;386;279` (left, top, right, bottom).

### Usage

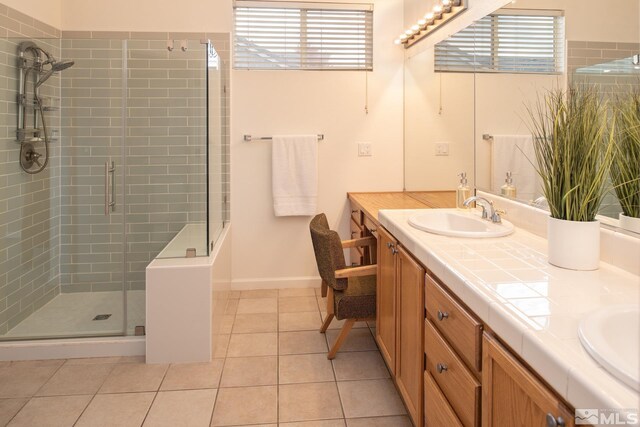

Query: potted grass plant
611;91;640;234
527;85;615;270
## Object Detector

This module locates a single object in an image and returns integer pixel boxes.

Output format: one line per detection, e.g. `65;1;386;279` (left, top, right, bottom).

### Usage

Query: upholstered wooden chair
309;213;377;359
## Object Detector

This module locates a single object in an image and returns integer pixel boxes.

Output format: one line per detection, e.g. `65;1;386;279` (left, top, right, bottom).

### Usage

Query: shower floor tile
3;291;145;340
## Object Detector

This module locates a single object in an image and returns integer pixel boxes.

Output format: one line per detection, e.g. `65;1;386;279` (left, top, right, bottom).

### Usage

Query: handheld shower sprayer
17;42;74;174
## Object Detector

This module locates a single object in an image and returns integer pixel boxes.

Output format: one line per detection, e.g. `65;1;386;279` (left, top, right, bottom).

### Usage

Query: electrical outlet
435;142;450;156
358;142;372;157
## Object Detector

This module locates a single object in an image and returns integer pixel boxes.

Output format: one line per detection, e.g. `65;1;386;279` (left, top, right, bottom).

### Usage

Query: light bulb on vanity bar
424;12;435;25
433;4;443;19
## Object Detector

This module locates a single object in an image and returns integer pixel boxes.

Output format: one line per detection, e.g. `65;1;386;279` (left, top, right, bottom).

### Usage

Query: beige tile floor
0;288;411;427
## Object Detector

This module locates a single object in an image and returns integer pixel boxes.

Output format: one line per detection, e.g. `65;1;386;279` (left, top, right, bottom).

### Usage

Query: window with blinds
435;11;564;74
234;1;373;71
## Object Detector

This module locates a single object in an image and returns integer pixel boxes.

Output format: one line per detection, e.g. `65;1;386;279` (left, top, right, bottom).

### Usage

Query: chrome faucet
463;196;504;223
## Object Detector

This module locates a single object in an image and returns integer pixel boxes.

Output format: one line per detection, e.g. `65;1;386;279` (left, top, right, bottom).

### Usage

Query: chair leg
320;287;335;333
328;319;356;360
320;313;334;333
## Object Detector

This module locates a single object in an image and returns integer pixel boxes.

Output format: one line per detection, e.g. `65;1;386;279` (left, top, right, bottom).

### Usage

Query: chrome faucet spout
463;196;494;220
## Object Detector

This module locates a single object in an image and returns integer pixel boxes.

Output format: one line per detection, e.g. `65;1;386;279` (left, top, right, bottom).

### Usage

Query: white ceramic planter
547;217;600;270
619;213;640;235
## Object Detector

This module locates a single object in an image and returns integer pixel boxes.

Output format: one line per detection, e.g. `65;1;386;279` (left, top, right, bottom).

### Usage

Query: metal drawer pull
437;310;449;321
386;242;393;248
436;363;448;374
391;247;398;255
546;414;565;427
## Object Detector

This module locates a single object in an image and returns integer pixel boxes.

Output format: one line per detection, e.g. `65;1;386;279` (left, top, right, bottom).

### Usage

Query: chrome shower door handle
104;160;116;215
104;161;109;216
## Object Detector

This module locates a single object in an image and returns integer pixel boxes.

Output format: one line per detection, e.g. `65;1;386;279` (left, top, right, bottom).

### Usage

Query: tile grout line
209;295;238;426
137;364;169;426
276;289;281;425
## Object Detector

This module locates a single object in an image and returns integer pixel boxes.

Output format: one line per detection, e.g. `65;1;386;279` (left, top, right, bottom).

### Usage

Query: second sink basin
408;209;515;238
578;304;640;391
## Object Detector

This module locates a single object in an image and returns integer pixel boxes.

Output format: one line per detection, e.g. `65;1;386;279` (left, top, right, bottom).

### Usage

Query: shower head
35;59;75;89
52;60;75;72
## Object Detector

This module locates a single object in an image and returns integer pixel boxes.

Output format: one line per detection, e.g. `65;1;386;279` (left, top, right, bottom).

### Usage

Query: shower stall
0;34;229;343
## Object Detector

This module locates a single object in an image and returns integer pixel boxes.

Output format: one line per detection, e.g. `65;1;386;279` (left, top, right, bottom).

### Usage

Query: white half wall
146;226;231;364
230;0;405;289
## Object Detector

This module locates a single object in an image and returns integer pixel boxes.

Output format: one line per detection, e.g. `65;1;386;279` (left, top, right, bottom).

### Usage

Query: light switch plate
435;142;450;156
358;142;372;157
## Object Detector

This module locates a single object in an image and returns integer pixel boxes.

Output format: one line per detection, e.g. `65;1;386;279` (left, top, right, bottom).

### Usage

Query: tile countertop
379;208;640;415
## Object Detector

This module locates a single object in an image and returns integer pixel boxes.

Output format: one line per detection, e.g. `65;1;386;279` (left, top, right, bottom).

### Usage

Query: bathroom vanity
348;192;639;427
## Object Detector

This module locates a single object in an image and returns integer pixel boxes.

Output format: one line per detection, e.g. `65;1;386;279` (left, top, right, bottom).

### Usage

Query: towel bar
244;134;324;142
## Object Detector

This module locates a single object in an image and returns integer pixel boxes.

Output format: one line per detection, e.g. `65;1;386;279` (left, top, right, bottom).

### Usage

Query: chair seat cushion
334;274;376;320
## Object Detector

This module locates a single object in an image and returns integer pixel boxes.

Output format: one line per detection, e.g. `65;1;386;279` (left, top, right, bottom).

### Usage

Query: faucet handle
491;209;506;224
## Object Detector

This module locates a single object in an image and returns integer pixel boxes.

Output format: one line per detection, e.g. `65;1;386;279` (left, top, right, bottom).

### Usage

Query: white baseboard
0;336;145;361
231;276;321;291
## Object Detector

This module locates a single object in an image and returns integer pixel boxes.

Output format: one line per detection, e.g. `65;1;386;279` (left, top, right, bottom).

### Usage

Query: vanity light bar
394;0;468;48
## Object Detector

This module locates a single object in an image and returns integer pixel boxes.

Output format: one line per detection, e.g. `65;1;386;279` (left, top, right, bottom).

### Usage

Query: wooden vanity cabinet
376;227;424;426
482;333;575;427
396;246;425;427
376;226;397;375
347;193;576;427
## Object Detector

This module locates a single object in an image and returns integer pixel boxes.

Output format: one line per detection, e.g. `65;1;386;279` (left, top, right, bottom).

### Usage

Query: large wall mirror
404;0;640;233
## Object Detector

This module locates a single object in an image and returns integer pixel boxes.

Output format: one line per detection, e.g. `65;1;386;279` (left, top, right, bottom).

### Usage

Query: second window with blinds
435;9;565;74
234;1;373;71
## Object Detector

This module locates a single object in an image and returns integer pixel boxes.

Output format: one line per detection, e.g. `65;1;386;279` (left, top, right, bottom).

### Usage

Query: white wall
2;0;62;29
230;0;405;288
60;0;232;32
404;50;475;191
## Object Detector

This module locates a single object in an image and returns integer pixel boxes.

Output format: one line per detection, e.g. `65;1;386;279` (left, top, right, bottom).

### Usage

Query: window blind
435;11;564;74
234;1;373;71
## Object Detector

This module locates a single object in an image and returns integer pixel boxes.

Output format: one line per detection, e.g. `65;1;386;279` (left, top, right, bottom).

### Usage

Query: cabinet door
482;333;575;427
396;246;425;427
376;227;397;374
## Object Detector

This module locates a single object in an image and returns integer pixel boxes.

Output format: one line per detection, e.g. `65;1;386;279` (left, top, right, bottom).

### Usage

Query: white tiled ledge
378;209;640;418
477;190;640;276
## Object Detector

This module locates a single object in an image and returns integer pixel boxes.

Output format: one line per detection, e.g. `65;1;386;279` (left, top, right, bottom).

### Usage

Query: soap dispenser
501;171;517;198
456;172;471;210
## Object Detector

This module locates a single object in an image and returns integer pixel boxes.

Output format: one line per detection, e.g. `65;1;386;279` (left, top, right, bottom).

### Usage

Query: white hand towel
491;135;541;202
272;135;318;217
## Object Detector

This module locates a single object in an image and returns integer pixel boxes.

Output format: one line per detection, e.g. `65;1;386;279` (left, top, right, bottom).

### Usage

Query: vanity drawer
425;320;480;427
363;214;378;237
350;207;363;225
425;273;482;373
424;370;463;427
350;216;363;239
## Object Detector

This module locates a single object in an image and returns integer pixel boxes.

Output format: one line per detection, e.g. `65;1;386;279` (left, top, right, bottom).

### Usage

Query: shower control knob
32;153;42;167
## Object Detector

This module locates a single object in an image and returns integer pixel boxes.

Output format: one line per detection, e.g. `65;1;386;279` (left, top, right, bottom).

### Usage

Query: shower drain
92;314;112;321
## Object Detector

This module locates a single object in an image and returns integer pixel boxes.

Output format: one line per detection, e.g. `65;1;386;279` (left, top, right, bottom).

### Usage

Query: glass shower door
56;38;127;338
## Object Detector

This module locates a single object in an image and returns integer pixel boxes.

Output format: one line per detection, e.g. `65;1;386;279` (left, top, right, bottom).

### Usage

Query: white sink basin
578;304;640;391
408;209;514;238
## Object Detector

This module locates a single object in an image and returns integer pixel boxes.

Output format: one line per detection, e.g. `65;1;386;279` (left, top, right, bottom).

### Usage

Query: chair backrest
309;213;348;291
